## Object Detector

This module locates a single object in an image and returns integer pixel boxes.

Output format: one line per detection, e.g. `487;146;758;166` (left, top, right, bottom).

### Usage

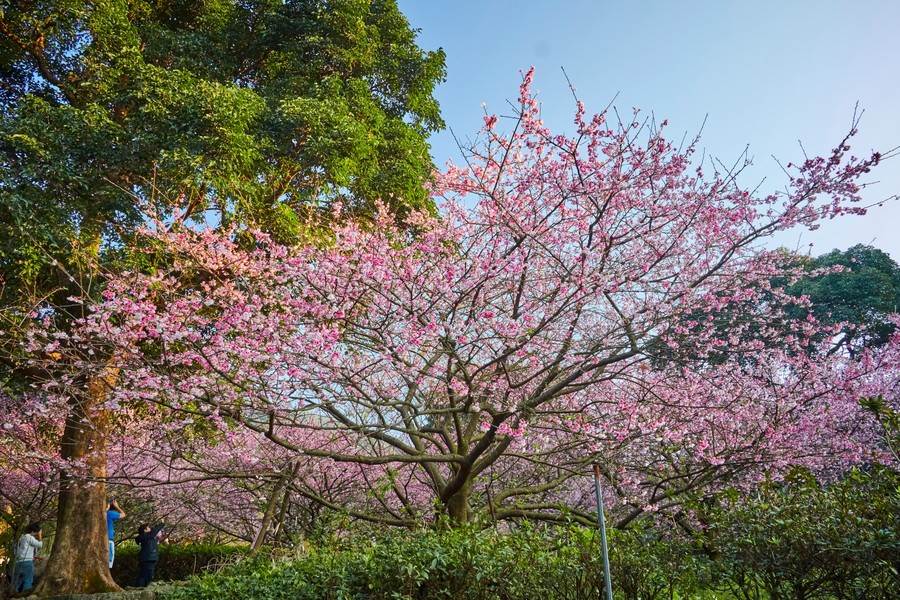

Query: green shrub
160;525;708;600
706;467;900;600
148;467;899;599
111;542;251;585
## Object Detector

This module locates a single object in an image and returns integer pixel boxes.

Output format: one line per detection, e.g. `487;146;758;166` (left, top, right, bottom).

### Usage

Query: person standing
106;499;126;569
12;522;42;594
134;523;165;587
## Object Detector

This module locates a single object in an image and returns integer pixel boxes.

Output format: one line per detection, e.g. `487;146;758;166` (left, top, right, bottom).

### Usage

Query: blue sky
399;0;900;259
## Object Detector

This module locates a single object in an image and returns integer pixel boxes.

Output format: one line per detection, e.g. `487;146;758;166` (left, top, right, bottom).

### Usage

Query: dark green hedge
111;542;251;585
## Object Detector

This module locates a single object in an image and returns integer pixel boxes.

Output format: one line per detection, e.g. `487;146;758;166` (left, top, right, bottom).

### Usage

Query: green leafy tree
1;0;445;305
787;245;900;355
0;1;444;594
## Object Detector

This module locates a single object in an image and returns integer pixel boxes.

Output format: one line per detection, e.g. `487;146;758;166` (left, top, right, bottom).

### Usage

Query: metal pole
593;463;614;600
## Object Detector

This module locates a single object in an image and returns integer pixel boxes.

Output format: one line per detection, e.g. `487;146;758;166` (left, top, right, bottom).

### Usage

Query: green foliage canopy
787;245;900;354
0;0;445;310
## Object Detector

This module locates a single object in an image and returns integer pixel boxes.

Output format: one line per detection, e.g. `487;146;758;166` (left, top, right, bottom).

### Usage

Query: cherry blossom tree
7;70;898;533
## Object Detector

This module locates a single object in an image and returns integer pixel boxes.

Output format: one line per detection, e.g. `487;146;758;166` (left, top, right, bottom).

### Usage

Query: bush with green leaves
705;467;900;600
111;542;251;585
160;524;711;600
148;467;898;599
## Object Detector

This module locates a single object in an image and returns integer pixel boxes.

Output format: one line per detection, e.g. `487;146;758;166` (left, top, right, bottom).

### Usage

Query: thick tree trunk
34;366;120;596
445;480;472;524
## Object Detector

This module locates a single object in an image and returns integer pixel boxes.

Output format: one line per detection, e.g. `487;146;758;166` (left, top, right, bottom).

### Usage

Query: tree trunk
251;464;294;551
445;479;472;524
34;366;120;596
271;480;293;544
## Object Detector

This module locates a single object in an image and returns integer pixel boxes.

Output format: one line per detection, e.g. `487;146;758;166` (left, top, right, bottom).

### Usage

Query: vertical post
593;463;614;600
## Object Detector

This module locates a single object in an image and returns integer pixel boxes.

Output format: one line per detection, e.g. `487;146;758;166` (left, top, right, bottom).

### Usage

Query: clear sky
398;0;900;259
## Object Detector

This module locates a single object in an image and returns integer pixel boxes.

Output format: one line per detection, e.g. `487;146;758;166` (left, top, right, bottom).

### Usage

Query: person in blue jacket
134;523;165;587
106;499;126;568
